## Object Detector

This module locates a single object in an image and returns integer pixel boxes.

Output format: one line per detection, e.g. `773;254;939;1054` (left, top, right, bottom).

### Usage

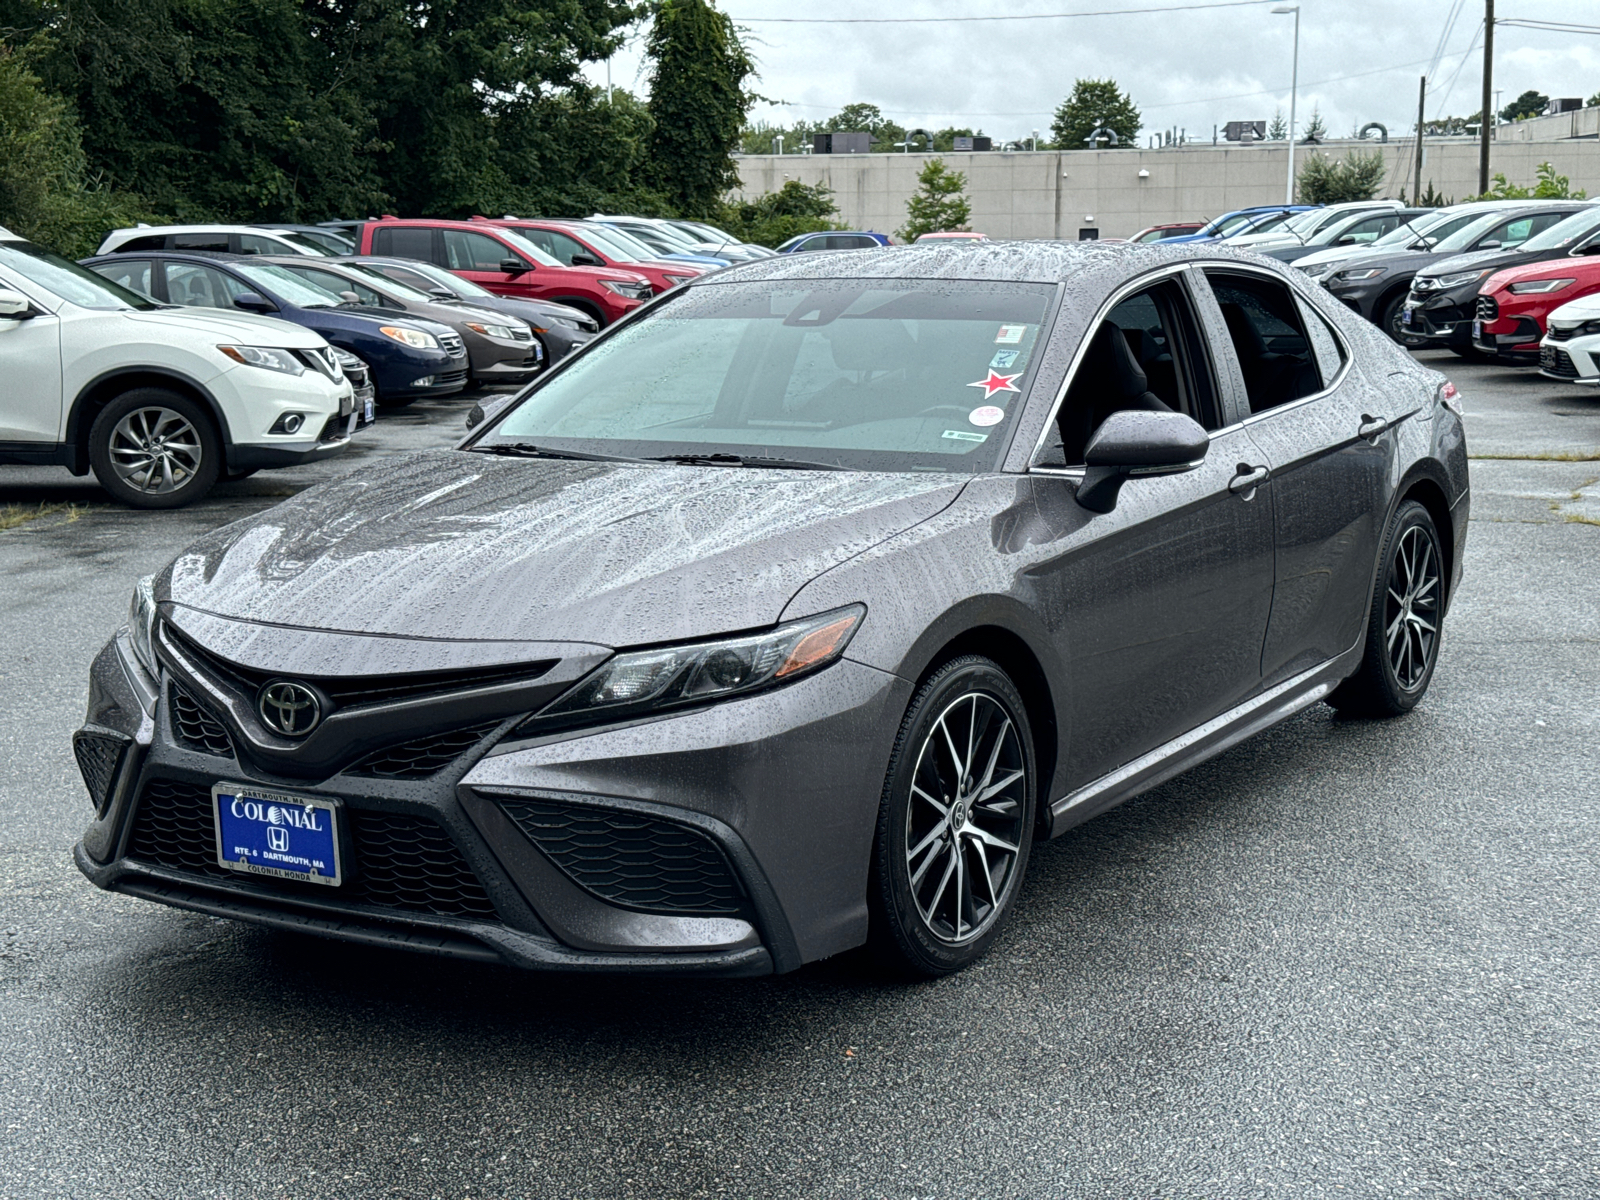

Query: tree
1050;79;1139;149
1471;161;1586;201
1300;107;1327;144
0;37;147;256
899;158;970;240
1297;149;1385;204
1500;89;1549;122
1268;109;1287;140
645;0;756;217
720;180;840;246
1416;181;1454;207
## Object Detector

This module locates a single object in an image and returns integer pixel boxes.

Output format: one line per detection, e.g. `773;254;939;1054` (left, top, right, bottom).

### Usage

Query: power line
1494;18;1600;35
736;0;1273;24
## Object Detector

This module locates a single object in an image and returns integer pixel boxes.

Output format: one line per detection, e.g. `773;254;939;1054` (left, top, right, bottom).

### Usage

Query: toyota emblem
258;681;322;737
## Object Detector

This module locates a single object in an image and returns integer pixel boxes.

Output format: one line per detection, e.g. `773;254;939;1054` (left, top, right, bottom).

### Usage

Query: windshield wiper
471;442;648;464
648;452;845;471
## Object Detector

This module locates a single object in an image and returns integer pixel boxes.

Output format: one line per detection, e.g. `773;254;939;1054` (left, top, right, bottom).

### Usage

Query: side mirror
570;253;604;267
338;290;362;304
1335;234;1356;245
0;288;33;318
1477;240;1501;250
231;292;276;313
427;286;455;298
465;392;518;431
500;257;531;274
1075;410;1210;513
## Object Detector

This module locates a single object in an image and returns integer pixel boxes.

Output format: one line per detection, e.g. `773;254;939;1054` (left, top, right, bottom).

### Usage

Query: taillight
1437;380;1463;416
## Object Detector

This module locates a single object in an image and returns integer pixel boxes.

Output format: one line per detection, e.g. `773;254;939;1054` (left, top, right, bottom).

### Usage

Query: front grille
73;728;130;812
1547;325;1574;342
126;778;499;920
169;683;235;757
510;327;533;342
433;368;468;388
1476;296;1498;322
1541;346;1579;378
346;721;502;779
438;332;465;357
497;798;743;916
161;623;554;710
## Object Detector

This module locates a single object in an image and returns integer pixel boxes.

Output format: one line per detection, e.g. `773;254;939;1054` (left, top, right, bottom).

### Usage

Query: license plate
1401;308;1414;327
359;388;376;425
213;783;342;886
339;389;354;418
1541;347;1556;368
1472;319;1483;339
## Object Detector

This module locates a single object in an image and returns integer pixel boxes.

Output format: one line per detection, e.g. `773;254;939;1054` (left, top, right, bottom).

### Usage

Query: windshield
1207;212;1257;237
1370;208;1460;249
397;259;495;297
232;262;346;308
479;279;1057;473
345;264;433;301
278;232;336;256
1522;207;1600;253
0;241;159;310
571;225;650;262
1280;207;1331;237
620;222;697;253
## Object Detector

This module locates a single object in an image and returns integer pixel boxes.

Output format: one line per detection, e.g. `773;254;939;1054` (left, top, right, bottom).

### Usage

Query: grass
0;502;87;531
1566;513;1600;528
1469;451;1600;462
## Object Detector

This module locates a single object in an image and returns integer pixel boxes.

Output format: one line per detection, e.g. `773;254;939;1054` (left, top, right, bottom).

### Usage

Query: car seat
1219;302;1321;413
1057;324;1173;464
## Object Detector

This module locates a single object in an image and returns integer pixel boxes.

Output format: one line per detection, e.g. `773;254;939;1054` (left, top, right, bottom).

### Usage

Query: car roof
108;224;303;237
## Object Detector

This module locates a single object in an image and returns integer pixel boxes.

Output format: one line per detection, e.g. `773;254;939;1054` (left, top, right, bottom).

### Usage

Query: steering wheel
917;405;975;418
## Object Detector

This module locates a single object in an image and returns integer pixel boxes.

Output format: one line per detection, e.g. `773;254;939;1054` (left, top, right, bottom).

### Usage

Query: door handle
1228;464;1270;494
1358;414;1390;441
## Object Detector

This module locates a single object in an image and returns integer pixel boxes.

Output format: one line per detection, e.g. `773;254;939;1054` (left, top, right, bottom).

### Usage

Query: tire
867;656;1037;978
88;388;221;509
1328;499;1446;717
1377;291;1409;344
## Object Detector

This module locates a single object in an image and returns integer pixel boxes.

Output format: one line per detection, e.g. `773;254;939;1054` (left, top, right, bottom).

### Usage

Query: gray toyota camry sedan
73;241;1469;978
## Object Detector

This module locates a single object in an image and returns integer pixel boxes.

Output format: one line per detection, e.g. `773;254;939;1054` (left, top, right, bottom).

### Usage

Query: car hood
1485;257;1600;290
164;450;966;647
1416;247;1536;281
1549;292;1600;323
1317;248;1433;275
121;307;327;347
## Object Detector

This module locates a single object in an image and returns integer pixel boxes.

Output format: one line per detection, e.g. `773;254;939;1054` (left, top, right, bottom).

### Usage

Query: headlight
379;326;439;349
1434;269;1491;289
464;321;521;340
1298;262;1336;279
662;274;696;286
1508;278;1574;295
1569;319;1600;337
601;280;651;299
529;605;865;728
128;575;158;677
217;345;305;375
1335;267;1386;282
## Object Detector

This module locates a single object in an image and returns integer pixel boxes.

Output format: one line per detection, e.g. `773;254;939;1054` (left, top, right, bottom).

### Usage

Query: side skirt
1044;642;1363;839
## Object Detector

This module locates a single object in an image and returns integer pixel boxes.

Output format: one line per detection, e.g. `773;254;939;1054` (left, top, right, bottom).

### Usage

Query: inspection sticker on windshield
994;324;1027;345
989;349;1019;369
968;405;1005;427
943;430;988;442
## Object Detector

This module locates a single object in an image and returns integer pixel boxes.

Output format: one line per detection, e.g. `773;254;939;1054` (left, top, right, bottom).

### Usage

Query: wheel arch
1396;471;1456;607
549;296;607;327
68;369;230;476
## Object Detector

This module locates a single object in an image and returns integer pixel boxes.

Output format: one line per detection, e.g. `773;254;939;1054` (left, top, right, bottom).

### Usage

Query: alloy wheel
905;692;1029;944
1383;523;1441;690
109;407;203;494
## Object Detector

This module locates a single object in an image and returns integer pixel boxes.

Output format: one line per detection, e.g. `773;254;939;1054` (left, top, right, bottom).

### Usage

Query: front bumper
227;412;358;470
72;628;908;974
1401;287;1477;346
1322;277;1390;321
1538;333;1600;383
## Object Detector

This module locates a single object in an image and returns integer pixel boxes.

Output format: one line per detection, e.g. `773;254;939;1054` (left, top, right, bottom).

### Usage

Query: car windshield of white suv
0;241;159;310
477;279;1057;473
231;262;347;308
1372;209;1460;249
1521;208;1600;254
278;231;337;256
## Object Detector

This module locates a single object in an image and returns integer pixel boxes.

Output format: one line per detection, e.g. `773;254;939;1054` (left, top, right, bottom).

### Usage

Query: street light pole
1272;5;1300;205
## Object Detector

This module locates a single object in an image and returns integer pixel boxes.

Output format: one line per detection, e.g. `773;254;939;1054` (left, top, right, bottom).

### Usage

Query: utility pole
1479;0;1494;195
1414;75;1426;204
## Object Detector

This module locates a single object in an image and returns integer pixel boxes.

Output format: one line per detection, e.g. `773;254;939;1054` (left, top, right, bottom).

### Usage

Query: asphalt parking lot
2;356;1597;1199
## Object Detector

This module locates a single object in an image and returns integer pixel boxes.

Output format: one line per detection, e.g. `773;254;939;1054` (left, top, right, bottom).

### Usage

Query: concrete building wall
731;135;1600;241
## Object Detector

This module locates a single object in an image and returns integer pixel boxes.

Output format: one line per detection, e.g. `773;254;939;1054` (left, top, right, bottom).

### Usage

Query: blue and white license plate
1472;319;1483;339
1402;307;1414;327
212;783;342;886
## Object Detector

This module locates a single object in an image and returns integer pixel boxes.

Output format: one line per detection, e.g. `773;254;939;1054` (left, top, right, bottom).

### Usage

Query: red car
1130;222;1205;243
471;217;704;295
349;217;653;327
1473;257;1600;362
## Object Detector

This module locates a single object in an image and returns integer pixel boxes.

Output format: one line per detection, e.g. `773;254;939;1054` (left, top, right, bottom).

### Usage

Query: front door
0;286;63;442
441;228;543;302
1200;268;1397;685
1026;274;1278;787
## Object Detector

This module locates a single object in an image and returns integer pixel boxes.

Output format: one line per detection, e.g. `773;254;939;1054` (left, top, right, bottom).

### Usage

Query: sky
581;1;1599;145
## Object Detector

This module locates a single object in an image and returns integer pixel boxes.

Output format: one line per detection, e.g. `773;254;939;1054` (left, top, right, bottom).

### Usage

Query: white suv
96;225;332;257
0;228;354;508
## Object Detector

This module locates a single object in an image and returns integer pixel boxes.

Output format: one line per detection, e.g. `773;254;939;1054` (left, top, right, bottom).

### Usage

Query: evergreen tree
1268;109;1287;140
644;0;756;217
1500;90;1549;122
1300;107;1327;143
898;158;970;241
1297;150;1385;204
1050;79;1140;149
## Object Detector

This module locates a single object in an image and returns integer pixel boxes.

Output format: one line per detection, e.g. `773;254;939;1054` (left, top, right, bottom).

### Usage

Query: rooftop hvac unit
1224;120;1267;142
953;137;993;151
813;132;871;154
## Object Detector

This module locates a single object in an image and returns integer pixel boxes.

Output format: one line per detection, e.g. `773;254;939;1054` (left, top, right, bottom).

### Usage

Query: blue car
776;231;895;253
1161;204;1320;244
83;251;469;407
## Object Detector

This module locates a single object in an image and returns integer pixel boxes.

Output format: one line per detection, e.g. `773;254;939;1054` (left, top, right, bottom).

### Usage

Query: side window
443;229;515;271
285;267;383;306
372;226;436;262
1344;214;1398;243
546;231;592;265
1039;278;1219;467
1294;295;1347;389
794;237;824;253
1479;216;1533;248
1523;212;1569;242
95;259;154;298
115;235;165;252
171;232;230;252
1204;271;1324;415
237;234;282;255
164;263;246;309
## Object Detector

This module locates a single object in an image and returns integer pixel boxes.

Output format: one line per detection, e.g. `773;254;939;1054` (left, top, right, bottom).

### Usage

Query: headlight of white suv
217;345;305;375
379;325;439;349
128;575;158;677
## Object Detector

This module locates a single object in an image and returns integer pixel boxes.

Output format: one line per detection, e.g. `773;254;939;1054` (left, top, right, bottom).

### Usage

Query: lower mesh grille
168;684;235;757
346;721;501;779
73;728;130;812
1541;346;1580;378
497;798;743;915
126;779;498;920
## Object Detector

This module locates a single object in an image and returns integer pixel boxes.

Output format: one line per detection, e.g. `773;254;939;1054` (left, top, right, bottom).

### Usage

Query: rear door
1199;267;1399;686
369;225;439;265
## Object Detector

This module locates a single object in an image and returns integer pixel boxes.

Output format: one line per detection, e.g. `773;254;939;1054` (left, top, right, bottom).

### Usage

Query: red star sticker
966;370;1022;400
